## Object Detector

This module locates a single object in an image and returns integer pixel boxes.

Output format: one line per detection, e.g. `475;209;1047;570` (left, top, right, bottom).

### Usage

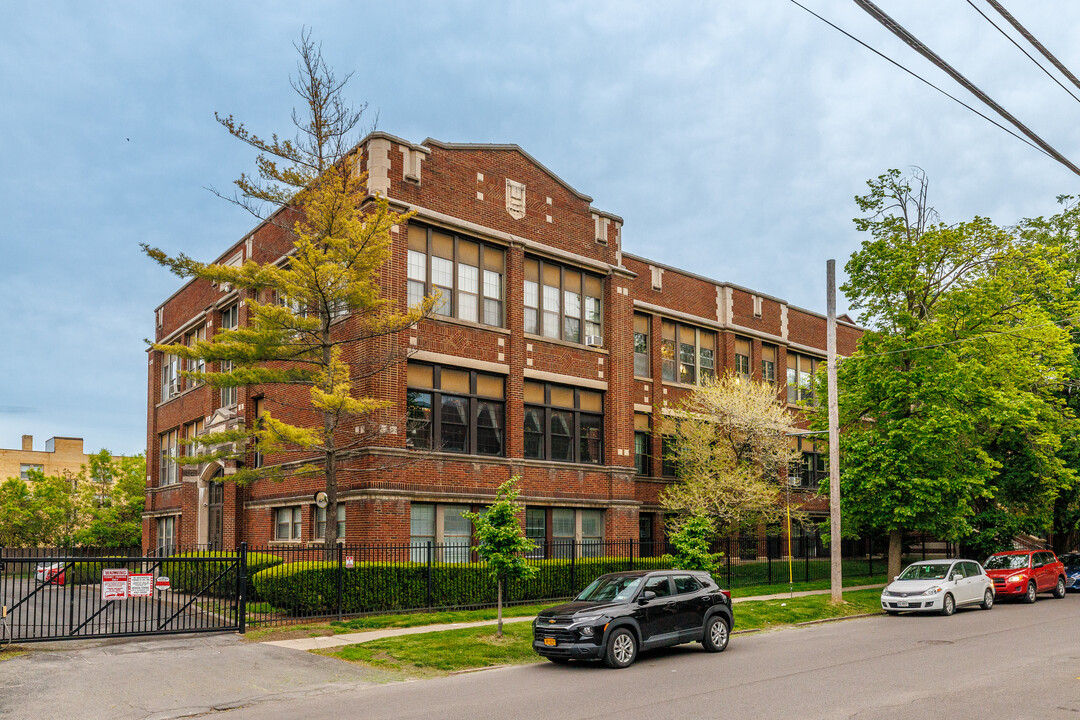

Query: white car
881;559;994;616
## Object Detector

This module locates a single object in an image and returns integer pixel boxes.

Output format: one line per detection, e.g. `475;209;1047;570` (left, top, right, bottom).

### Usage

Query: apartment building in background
1;435;121;485
143;133;862;555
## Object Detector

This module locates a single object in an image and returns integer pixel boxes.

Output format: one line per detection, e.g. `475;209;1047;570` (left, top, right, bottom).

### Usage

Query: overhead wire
965;0;1080;106
786;0;1052;161
984;0;1080;96
851;0;1080;178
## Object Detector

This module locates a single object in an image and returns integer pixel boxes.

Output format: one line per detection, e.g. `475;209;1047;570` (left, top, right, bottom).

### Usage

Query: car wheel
702;616;729;653
1054;577;1066;599
981;589;994;610
940;593;955;616
604;628;637;669
1024;581;1037;604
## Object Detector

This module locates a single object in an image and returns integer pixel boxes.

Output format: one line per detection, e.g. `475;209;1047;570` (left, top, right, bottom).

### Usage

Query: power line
787;0;1052;161
984;0;1080;95
852;0;1080;178
965;0;1080;106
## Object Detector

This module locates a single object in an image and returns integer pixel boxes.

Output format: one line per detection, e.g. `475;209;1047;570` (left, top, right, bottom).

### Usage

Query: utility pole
827;259;842;603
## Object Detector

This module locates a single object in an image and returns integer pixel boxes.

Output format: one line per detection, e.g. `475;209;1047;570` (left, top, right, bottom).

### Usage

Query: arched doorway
207;467;224;550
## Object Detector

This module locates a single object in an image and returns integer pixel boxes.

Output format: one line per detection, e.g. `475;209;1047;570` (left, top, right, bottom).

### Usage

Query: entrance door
207;476;224;550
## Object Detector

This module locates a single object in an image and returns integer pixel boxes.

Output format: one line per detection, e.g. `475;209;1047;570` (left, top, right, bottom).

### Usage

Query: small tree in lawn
463;477;537;638
663;514;722;575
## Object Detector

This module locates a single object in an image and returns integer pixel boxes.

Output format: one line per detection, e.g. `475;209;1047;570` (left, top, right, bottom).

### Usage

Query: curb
795;612;883;627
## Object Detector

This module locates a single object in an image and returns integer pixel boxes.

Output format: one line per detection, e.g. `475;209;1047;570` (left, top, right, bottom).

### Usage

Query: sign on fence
345;556;354;569
101;569;129;600
156;576;171;591
128;574;154;598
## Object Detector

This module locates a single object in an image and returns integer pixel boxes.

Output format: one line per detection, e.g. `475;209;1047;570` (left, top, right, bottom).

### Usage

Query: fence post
336;543;344;621
68;554;76;636
570;543;577;592
768;539;772;585
804;535;810;583
868;539;874;577
426;541;433;610
726;537;732;589
237;542;248;635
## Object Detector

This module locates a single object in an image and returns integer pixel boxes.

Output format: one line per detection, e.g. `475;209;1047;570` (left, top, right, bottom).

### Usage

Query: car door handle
665;601;677;608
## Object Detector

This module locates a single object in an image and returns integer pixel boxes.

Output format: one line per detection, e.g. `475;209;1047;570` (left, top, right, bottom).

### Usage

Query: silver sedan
880;559;995;616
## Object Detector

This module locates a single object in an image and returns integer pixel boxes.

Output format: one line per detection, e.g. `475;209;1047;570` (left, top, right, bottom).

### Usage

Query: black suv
532;570;733;668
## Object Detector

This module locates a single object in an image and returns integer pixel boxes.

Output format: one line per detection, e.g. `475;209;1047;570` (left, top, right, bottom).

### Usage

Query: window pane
542;262;561;287
524;280;539;308
439;396;469;452
550;410;573;462
483;245;504;272
525;258;538;282
700;346;715;382
581;509;603;539
579;390;602;413
440;368;471;394
483;269;501;300
550;385;575;408
443;505;471;536
431;256;453;287
457;292;478;322
564;316;580;343
661;339;676;382
432;232;453;259
475;373;504;399
564;289;581;318
524;407;545;459
552;509;575;538
408;280;426;308
484;298;503;327
411;503;435;537
407;249;426;281
458;239;479;266
579;414;603;464
524;381;545;404
476;401;504;455
407;364;434;389
458;263;478;293
635;431;651;475
406;391;432;450
679;342;696;384
408;224;427;251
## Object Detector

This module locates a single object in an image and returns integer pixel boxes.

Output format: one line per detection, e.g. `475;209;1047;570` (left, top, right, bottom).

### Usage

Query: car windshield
898;563;952;580
984;554;1029;570
575;576;643;603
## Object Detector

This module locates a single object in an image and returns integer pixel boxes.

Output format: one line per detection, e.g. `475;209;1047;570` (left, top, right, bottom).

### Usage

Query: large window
523;381;603;464
792;438;826;489
316;504;346;541
156;516;175;556
409;503;473;562
407;224;505;327
406;363;505;456
184;325;206;389
735;337;751;380
660;321;715;385
219;304;239;408
634;413;652;476
524;257;603;345
274;506;302;541
633;314;650;377
661;432;679;478
787;353;821;405
183;418;204;462
761;344;777;383
19;463;43;481
161;353;181;402
159;428;179;486
526;507;605;558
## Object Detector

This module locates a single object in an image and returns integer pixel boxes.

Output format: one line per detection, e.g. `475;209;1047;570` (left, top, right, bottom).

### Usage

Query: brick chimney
21;434;33;451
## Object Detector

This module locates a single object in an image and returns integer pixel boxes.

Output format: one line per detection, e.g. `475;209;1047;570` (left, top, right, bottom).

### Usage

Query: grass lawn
320;588;884;678
730;574;888;599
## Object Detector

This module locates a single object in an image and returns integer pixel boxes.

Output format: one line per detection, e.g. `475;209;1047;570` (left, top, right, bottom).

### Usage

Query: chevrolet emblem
548;619;556;624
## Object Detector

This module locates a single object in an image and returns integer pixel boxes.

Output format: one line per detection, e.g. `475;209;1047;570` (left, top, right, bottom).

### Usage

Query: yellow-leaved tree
142;31;433;552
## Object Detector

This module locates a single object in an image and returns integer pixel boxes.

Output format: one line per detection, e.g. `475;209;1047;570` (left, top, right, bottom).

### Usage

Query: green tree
0;478;37;546
75;453;146;548
660;375;798;533
828;169;1078;578
463;477;537;638
142;32;432;553
662;514;722;575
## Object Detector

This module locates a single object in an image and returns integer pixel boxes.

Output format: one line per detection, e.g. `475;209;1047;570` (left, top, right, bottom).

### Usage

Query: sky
2;1;1079;456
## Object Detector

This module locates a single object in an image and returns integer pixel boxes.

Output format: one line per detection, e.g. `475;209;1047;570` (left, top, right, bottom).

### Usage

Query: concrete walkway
264;583;885;652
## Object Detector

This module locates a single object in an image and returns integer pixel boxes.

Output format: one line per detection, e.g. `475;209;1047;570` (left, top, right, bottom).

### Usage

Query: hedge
67;558;141;586
251;556;669;616
161;551;283;600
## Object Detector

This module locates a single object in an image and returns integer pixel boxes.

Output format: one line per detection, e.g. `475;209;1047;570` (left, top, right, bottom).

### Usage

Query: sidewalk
263;583;885;652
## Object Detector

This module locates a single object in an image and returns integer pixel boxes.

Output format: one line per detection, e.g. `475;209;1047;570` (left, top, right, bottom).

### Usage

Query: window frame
524;256;604;346
315;504;346;542
734;336;751;381
159;428;180;486
407;223;506;328
660;320;716;385
523;381;604;465
184;325;206;389
409;502;475;563
274;506;303;542
633;313;651;378
405;363;506;457
634;412;652;476
156;516;176;556
523;506;606;558
786;353;822;405
19;463;44;481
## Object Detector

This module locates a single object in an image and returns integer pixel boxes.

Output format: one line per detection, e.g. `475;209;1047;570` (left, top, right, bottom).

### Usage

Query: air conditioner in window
584;335;603;347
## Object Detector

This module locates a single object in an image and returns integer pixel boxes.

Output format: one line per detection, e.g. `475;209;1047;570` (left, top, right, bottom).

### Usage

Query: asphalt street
4;593;1080;719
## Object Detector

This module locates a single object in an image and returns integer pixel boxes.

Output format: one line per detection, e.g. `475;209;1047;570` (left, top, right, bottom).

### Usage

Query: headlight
922;586;942;596
881;588;893;597
1008;575;1024;583
570;615;603;626
579;626;595;637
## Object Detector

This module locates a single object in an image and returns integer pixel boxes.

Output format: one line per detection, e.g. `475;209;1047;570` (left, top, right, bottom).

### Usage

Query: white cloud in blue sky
1;1;1078;454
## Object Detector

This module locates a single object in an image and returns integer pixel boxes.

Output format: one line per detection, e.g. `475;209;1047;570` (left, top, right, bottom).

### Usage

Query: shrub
161;551;283;600
251;555;670;617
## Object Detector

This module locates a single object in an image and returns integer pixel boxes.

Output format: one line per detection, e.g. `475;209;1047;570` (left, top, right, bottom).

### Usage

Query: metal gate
0;545;247;643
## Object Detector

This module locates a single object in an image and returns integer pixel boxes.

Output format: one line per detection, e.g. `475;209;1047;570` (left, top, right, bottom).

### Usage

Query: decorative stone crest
506;179;526;220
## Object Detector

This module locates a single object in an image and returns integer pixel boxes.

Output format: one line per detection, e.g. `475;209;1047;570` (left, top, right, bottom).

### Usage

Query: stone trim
523;368;608;390
408;350;510;375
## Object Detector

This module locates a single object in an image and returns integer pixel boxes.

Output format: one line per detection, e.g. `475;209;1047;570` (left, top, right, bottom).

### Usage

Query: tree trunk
888;528;903;580
497;578;503;638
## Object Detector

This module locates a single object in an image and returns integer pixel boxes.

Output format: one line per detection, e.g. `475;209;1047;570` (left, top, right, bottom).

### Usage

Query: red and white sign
156;577;171;591
101;568;130;600
345;556;355;569
128;573;154;598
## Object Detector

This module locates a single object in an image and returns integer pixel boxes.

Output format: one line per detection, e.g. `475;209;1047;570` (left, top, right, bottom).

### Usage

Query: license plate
544;638;556;646
897;601;908;607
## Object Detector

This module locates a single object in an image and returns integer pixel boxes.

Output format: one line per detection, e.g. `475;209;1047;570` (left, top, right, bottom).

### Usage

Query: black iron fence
0;546;245;643
1;536;887;636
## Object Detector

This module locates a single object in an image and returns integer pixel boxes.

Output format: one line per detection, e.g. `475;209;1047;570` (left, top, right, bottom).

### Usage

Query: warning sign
345;556;355;569
156;577;171;591
102;568;130;600
128;573;154;598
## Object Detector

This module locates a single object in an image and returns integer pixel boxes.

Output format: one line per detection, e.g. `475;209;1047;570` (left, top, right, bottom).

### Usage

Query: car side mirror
638;590;657;604
893;576;899;582
952;574;963;581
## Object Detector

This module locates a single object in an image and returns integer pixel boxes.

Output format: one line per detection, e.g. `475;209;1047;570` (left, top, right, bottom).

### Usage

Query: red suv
983;550;1066;602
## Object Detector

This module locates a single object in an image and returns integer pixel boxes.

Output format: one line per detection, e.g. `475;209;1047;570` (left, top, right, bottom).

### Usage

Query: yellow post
786;501;793;596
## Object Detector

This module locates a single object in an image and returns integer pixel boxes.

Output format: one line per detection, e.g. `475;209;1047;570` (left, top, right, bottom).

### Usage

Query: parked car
532;570;733;668
36;561;66;585
1060;553;1080;591
983;550;1066;602
880;559;994;616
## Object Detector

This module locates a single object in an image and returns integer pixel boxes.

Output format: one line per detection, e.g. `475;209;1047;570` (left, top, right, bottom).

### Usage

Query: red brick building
143;133;862;554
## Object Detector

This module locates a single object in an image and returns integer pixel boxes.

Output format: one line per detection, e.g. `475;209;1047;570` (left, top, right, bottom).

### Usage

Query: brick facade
143;132;860;553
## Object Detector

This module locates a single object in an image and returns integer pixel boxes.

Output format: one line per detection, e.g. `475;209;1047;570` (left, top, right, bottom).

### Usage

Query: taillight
719;589;731;599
